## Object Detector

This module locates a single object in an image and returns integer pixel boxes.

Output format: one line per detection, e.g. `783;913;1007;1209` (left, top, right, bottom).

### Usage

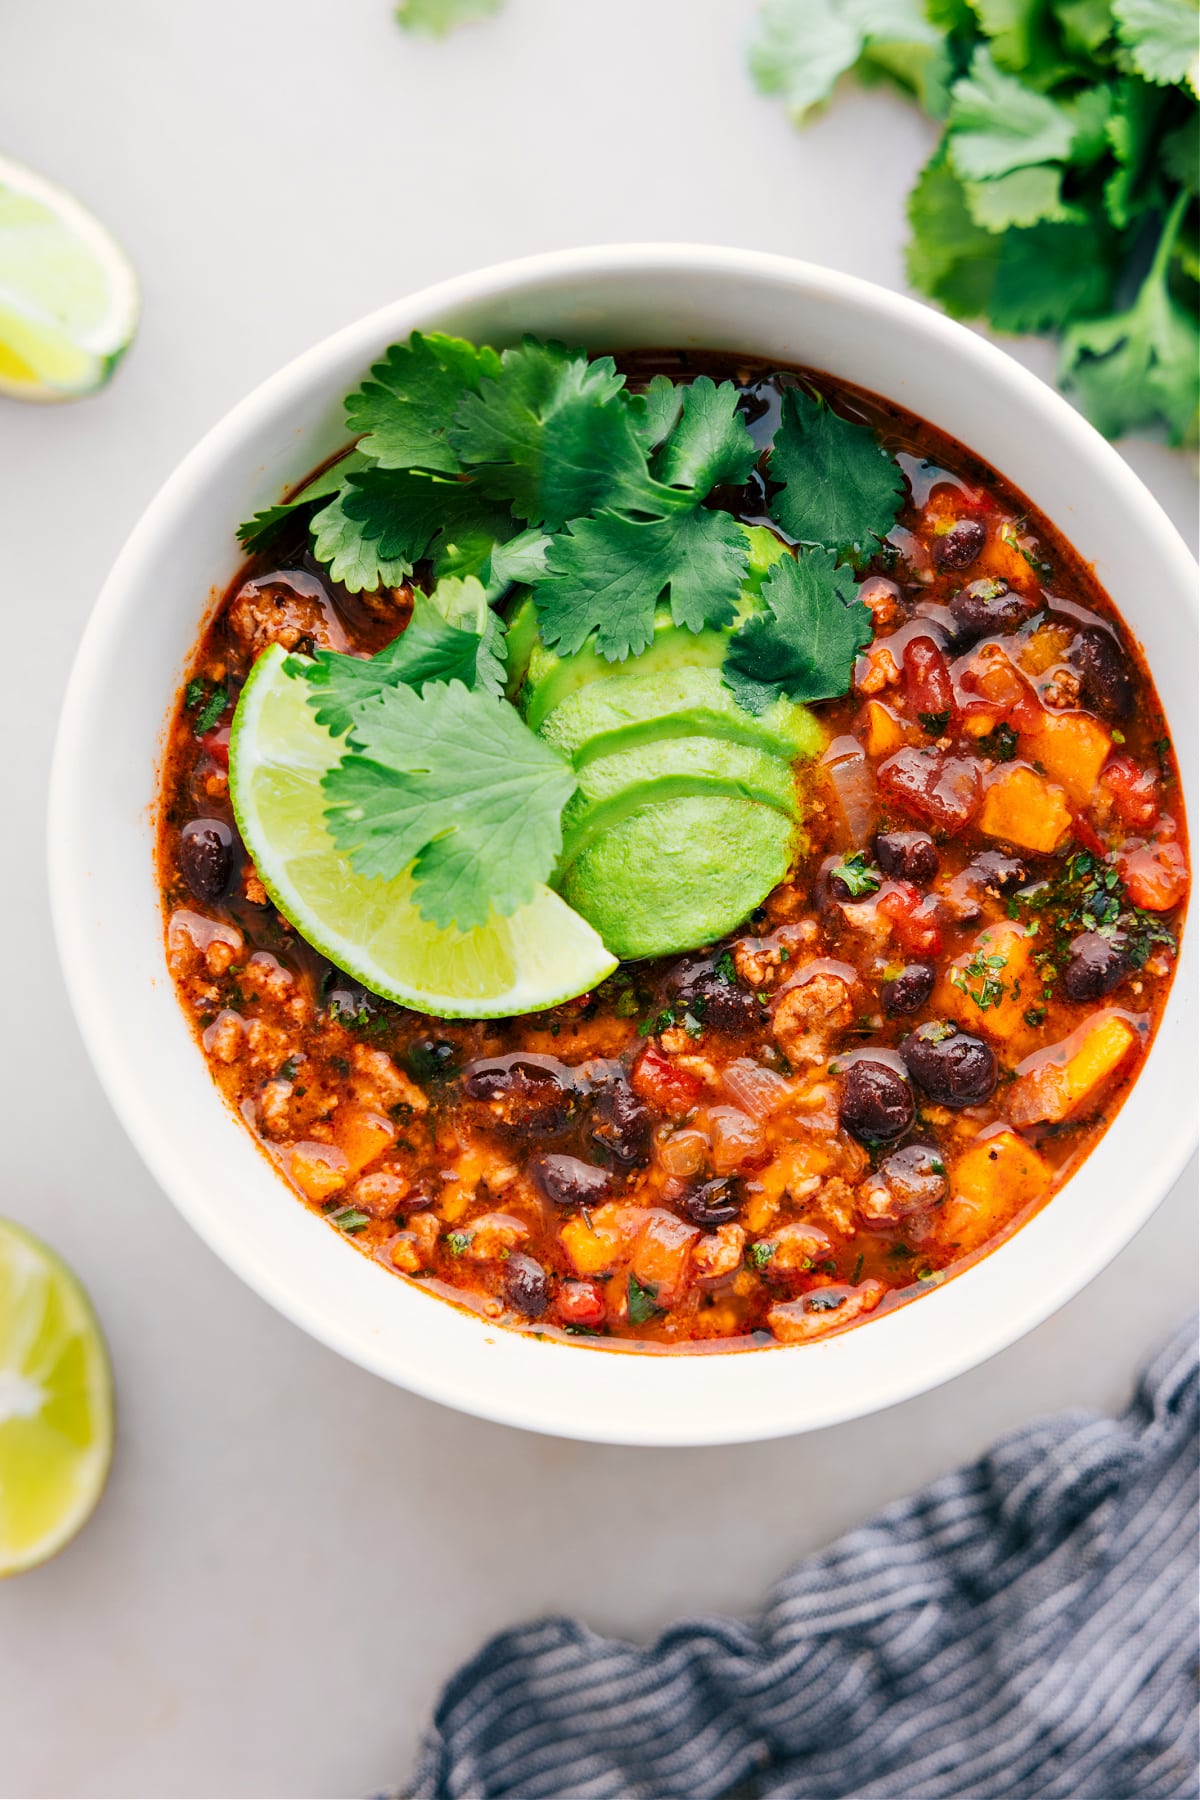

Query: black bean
932;518;986;572
588;1077;652;1165
1075;626;1134;720
969;851;1027;892
949;578;1035;643
874;830;939;884
179;819;234;903
461;1055;580;1137
900;1023;998;1107
528;1153;612;1209
404;1037;458;1083
1063;931;1129;1002
663;955;758;1033
680;1179;741;1228
876;1143;948;1213
839;1059;915;1142
882;963;936;1016
503;1253;550;1319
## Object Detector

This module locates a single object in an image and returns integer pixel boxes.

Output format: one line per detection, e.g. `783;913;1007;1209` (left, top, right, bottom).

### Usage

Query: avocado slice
558;735;799;865
538;664;827;768
556;796;794;961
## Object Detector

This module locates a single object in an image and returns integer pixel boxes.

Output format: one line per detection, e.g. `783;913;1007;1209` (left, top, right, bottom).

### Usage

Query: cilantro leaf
629;374;684;450
626;1272;665;1326
338;467;481;569
236;451;370;554
309;489;414;594
344;332;502;473
1103;78;1171;227
1113;0;1200;88
534;507;750;661
724;547;873;713
749;0;941;123
322;681;576;929
448;338;648;530
295;578;503;736
946;48;1076;180
989;219;1120;329
907;151;1005;316
395;0;503;34
1059;192;1200;442
654;376;758;493
768;387;905;562
963;164;1075;229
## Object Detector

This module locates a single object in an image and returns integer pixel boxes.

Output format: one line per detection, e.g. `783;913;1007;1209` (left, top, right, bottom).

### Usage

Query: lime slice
229;645;618;1018
0;155;139;402
0;1220;113;1577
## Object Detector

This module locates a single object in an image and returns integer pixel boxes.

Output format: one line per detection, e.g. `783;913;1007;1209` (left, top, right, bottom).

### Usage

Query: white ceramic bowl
50;245;1197;1445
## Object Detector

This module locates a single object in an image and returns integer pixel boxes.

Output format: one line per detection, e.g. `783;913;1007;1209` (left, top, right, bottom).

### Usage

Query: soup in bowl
50;247;1197;1443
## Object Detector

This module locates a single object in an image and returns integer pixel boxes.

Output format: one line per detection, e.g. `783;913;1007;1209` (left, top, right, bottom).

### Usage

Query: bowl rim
49;243;1198;1445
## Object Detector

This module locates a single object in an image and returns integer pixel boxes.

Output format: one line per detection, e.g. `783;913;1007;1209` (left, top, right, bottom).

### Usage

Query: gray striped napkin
406;1318;1198;1800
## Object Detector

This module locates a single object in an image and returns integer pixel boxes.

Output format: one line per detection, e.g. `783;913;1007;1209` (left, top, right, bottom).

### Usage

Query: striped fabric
406;1320;1198;1800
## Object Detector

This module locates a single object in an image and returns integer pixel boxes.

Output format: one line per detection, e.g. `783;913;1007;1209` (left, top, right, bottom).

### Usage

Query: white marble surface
0;3;1195;1795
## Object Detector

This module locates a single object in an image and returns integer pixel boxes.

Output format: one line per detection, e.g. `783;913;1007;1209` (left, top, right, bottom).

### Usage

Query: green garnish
919;710;952;736
445;1230;473;1257
830;849;883;897
322;679;576;931
767;387;906;562
395;0;503;33
723;547;874;713
638;1006;678;1038
627;1272;665;1325
748;1241;776;1271
951;944;1010;1011
331;1208;371;1235
750;0;1199;444
347;332;500;472
714;949;737;984
980;722;1019;762
192;684;229;737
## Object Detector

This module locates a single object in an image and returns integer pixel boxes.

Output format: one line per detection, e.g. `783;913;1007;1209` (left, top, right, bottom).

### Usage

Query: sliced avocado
556;796;794;961
538;664;827;768
559;736;798;865
503;590;540;699
512;521;794;729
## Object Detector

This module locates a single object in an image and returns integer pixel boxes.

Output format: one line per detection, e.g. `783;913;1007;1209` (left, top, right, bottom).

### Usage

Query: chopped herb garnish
192;684;229;737
714;949;737;984
951;945;1010;1012
850;1253;865;1285
331;1208;371;1235
830;849;882;897
748;1241;776;1271
445;1230;473;1257
980;723;1018;762
627;1272;665;1326
278;1056;302;1082
639;1006;678;1038
919;710;951;736
1023;1005;1047;1028
184;677;207;712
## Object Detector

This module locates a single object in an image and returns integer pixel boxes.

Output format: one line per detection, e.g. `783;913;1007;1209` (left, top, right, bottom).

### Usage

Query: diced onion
658;1130;709;1176
820;738;876;845
721;1059;790;1120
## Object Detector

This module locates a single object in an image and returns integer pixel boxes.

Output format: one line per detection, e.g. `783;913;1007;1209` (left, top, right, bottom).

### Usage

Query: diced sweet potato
334;1106;397;1175
289;1141;349;1203
630;1210;700;1304
1017;622;1075;676
939;920;1035;1044
1008;1014;1139;1125
561;1202;645;1277
938;1129;1051;1252
1019;711;1111;805
860;698;906;757
979;765;1072;854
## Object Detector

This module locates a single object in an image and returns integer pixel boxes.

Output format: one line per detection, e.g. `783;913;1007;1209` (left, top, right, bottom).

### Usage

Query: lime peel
228;645;618;1019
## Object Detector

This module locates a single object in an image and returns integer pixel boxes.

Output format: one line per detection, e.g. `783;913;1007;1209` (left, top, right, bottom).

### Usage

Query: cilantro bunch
243;333;897;933
751;0;1200;443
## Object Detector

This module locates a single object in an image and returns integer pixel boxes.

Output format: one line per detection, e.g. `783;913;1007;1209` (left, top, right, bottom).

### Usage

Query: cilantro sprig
751;0;1200;444
723;547;874;713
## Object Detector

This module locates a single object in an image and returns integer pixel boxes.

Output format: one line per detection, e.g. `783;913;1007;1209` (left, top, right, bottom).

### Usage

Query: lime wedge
0;155;139;402
0;1220;113;1577
229;645;618;1018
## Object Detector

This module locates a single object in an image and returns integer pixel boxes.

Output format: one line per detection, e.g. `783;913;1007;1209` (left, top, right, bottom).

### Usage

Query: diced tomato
966;648;1040;731
878;747;981;835
199;725;231;769
1070;810;1107;858
557;1280;606;1328
632;1043;703;1117
903;636;956;729
1101;756;1159;831
877;880;944;955
1117;839;1188;912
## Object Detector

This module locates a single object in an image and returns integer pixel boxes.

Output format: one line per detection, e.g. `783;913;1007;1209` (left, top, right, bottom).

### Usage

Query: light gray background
1;3;1195;1795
